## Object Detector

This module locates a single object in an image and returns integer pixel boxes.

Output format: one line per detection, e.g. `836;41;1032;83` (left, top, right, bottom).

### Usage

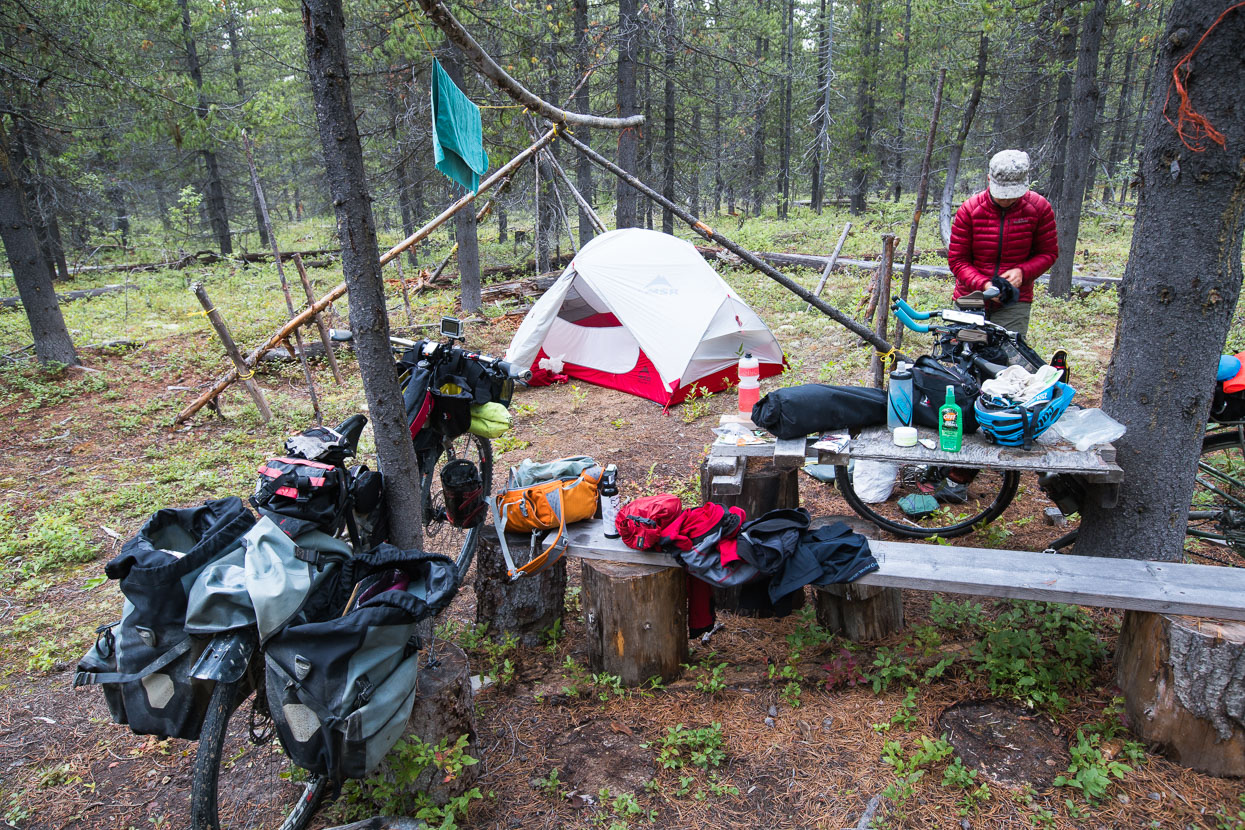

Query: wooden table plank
818;426;1122;482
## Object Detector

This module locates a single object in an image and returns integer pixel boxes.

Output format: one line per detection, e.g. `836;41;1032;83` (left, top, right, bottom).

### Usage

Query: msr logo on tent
644;276;678;296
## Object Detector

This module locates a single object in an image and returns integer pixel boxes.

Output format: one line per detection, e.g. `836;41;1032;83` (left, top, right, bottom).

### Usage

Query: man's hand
1000;267;1024;288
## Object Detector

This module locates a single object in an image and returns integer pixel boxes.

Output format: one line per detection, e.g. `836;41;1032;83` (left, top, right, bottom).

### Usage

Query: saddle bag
264;544;459;788
490;456;602;579
74;497;255;739
616;494;683;551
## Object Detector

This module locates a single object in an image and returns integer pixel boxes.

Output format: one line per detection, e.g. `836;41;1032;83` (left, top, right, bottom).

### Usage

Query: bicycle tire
420;432;494;568
190;676;327;830
835;462;1020;539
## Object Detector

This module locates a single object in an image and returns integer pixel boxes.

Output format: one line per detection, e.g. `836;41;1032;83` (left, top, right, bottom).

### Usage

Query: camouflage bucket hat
988;150;1030;200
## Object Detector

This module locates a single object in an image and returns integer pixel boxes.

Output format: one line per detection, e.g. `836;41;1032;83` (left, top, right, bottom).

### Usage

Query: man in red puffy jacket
948;150;1058;338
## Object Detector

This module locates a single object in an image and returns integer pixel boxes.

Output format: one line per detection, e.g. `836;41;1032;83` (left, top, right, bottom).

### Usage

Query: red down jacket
948;189;1058;304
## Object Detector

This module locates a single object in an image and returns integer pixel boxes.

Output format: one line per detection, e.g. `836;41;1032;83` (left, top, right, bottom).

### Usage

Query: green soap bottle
938;384;963;452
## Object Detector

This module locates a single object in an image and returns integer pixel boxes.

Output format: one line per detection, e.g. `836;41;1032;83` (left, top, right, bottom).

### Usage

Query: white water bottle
738;353;760;415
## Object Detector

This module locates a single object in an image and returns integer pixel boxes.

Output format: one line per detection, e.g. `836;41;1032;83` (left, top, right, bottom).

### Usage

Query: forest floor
2;203;1245;829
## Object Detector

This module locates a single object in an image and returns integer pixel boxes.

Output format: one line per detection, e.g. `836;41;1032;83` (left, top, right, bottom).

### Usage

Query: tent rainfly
505;228;786;407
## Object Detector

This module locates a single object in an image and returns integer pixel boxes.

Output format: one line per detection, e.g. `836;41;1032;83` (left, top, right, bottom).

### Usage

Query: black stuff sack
911;356;980;434
74;497;255;739
265;544;459;787
751;385;886;440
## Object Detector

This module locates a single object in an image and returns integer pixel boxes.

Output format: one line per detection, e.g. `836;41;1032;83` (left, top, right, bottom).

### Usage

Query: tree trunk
1045;0;1079;203
1082;18;1116;200
1072;0;1245;562
777;0;793;220
810;0;833;214
405;642;481;801
389;90;419;269
690;105;701;216
850;0;877;216
642;53;654;229
661;0;676;235
750;33;768;218
939;32;989;245
438;48;483;310
474;530;565;646
1102;32;1136;202
302;0;423;549
573;0;595;244
892;0;913;201
0;120;78;366
713;71;723;215
226;10;268;250
179;0;231;256
1049;0;1107;298
615;0;640;229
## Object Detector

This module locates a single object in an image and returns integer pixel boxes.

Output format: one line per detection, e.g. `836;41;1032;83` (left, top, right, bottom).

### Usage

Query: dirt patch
544;717;655;797
939;698;1071;788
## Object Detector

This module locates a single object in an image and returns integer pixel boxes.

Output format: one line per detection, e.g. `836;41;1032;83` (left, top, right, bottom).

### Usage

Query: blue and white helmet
974;382;1075;449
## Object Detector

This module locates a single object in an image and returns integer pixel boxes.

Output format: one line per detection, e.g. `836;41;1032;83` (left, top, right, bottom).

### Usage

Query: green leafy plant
535;767;564;797
822;647;866;690
780;680;802;708
590;672;626;701
941;756;992;814
691;661;727;695
493;434;531;454
679;385;714;423
336;734;482;827
648;723;727;770
569;384;589;411
1054;726;1145;803
879;735;954;806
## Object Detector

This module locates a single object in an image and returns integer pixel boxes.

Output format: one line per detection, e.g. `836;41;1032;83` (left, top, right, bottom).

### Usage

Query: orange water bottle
738;352;760;415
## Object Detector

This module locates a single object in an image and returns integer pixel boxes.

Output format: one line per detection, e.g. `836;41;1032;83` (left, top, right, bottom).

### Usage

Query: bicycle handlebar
893;306;931;334
891;297;931;320
330;329;531;382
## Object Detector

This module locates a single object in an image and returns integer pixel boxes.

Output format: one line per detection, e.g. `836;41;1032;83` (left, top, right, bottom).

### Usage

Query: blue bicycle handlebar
891;297;932;320
893;306;930;334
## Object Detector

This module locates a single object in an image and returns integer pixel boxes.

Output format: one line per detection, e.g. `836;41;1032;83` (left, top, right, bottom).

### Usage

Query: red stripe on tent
575;311;621;328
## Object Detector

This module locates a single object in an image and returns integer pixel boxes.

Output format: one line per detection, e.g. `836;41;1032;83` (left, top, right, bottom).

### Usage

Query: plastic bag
852;461;898;503
1048;407;1126;452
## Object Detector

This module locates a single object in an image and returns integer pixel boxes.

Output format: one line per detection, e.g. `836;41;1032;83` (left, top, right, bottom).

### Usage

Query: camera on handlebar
439;315;465;341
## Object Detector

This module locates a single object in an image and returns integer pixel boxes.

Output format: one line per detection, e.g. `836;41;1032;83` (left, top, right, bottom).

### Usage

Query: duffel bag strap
73;637;192;687
490;490;567;582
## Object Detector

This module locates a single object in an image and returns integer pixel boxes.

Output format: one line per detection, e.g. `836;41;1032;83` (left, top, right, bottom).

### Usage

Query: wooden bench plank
553;521;1245;621
773;437;809;468
859;540;1245;621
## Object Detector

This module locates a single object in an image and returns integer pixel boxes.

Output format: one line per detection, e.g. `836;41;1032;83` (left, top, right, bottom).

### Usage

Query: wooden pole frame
173;127;558;425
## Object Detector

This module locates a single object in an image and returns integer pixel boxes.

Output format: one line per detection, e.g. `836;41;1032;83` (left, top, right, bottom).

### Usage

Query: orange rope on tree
1163;2;1245;151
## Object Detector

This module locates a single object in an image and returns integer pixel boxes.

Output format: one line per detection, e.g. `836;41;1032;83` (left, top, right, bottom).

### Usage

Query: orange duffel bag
490;456;602;579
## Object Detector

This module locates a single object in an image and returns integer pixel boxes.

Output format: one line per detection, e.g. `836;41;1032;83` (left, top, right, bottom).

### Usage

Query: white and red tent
505;228;785;406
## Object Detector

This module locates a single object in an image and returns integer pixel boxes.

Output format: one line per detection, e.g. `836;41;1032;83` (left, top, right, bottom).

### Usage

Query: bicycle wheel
835;462;1019;539
190;675;327;830
1187;429;1245;564
420;432;494;567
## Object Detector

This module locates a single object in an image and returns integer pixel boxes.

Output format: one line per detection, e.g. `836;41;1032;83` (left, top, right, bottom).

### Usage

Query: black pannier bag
250;456;351;538
264;544;460;787
750;384;886;440
911;355;980;434
74;497;255;739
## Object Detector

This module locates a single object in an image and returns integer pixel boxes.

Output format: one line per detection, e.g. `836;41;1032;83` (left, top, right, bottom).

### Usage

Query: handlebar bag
750;384;886;440
911;356;980;434
73;497;255;739
264;544;458;788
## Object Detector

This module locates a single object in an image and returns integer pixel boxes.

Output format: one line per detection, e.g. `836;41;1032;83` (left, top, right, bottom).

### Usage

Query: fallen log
0;283;138;309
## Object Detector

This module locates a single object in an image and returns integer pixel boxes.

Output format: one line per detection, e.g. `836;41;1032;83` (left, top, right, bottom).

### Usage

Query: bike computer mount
440;316;465;341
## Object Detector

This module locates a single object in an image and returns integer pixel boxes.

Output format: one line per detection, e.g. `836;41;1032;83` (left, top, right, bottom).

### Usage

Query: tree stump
405;642;480;805
474;527;565;646
812;516;903;642
700;456;803;613
1115;610;1245;777
581;560;687;686
814;581;905;642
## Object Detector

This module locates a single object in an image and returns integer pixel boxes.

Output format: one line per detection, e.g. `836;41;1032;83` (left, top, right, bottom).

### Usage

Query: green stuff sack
469;402;511;438
898;493;938;520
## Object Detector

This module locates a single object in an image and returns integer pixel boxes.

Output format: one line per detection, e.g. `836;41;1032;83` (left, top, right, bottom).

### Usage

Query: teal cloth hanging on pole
431;58;489;194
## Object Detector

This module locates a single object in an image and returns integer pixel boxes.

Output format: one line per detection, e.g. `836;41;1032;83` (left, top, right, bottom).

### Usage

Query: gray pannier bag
264;543;459;787
73;497;255;739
